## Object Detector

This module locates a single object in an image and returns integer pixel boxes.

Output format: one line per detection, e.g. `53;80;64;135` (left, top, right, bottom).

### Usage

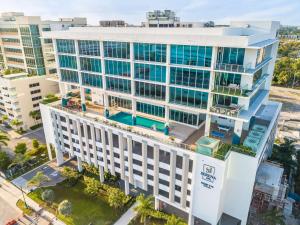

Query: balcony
210;104;243;117
212;84;251;97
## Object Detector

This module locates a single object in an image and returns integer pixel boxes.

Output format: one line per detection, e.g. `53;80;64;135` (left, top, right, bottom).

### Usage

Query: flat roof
256;161;283;188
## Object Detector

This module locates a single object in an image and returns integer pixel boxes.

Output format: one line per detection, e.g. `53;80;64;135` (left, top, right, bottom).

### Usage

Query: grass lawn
28;181;125;225
129;216;166;225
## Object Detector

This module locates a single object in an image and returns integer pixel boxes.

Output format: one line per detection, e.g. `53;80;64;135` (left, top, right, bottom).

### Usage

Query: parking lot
11;161;64;193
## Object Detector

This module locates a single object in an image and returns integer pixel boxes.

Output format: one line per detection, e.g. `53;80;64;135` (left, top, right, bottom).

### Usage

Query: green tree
58;200;72;216
10;119;23;131
27;171;50;188
14;142;27;154
0;151;11;171
1;115;8;124
32;139;39;148
0;132;9;150
83;176;101;196
29;110;41;125
41;189;55;204
134;194;154;225
259;209;285;225
61;166;81;186
166;215;185;225
13;153;30;166
270;138;297;175
107;187;130;209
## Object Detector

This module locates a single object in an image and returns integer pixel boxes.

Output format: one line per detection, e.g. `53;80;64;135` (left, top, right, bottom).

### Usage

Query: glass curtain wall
134;63;166;82
105;60;130;77
134;43;166;62
135;81;166;100
137;102;165;118
103;41;130;59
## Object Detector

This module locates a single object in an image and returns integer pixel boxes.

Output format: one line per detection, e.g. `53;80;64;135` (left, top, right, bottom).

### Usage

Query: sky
1;0;299;26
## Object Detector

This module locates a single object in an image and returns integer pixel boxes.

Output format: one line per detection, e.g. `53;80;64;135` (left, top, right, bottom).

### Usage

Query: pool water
109;112;165;132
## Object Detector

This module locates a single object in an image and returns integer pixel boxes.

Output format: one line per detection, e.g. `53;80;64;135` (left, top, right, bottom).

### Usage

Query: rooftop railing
210;104;244;117
212;84;250;97
215;63;250;73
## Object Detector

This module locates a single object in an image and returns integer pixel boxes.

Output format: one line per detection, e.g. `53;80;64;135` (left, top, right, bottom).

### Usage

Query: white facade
0;73;58;129
41;21;281;225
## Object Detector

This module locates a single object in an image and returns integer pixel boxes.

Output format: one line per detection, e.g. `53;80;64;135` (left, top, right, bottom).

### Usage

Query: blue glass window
217;47;245;65
134;43;166;62
80;57;101;73
170;109;199;126
170;45;212;67
137;102;165;118
105;60;130;77
135;63;166;82
169;87;208;109
103;41;130;59
81;72;102;88
214;72;241;87
78;40;100;56
135;81;166;100
60;69;79;83
106;77;131;94
108;96;132;109
58;55;77;69
170;67;210;89
213;94;238;106
56;39;75;54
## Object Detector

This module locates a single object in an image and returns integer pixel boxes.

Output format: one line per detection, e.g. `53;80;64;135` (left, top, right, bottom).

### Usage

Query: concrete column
154;197;159;210
233;120;244;144
108;129;115;175
130;42;135;98
165;106;170;125
127;135;133;183
76;120;85;160
100;127;108;171
165;44;171;103
46;143;53;161
51;112;64;165
77;156;83;172
66;116;74;157
169;150;176;203
99;165;104;183
142;140;148;191
83;122;91;164
125;176;130;195
118;132;125;179
181;154;189;209
188;213;194;225
204;114;212;136
95;127;100;142
90;124;98;167
153;144;159;196
80;87;86;111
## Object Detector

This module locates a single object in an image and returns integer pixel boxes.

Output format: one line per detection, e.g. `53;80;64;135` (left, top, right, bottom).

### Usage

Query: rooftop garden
41;93;60;104
213;142;256;160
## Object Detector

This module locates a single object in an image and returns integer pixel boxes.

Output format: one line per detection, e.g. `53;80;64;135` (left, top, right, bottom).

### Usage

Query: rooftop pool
109;112;165;132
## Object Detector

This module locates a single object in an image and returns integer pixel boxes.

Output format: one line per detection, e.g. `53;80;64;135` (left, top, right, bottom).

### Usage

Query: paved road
0;195;21;225
114;202;138;225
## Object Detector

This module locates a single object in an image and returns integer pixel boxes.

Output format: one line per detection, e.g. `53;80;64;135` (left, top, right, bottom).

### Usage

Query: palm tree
166;215;185;225
29;110;41;125
10;119;23;131
0;132;9;150
134;194;153;225
27;171;50;188
258;209;285;225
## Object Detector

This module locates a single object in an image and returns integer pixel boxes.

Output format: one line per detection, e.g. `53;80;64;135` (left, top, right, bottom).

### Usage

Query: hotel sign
201;164;216;189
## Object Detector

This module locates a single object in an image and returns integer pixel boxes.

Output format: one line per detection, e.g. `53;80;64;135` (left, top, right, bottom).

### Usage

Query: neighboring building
0;12;87;76
250;161;288;214
142;10;214;28
0;73;58;129
99;20;126;27
40;21;281;225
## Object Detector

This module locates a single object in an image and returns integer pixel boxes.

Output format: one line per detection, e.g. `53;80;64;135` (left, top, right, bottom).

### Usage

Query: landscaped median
27;164;134;225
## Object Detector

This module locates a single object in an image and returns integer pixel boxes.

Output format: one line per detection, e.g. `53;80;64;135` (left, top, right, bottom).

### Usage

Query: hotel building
40;21;281;225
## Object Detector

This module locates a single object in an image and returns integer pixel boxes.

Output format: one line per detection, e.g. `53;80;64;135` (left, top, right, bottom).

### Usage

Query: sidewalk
0;176;65;225
114;202;138;225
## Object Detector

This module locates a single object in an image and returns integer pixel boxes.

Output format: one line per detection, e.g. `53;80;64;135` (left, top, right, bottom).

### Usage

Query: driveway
12;161;64;193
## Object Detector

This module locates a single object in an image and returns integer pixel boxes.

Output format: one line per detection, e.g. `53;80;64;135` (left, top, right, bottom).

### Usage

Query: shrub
83;176;101;196
14;143;27;154
107;187;130;209
32;139;39;148
61;166;81;186
58;200;72;216
41;189;55;204
0;151;11;170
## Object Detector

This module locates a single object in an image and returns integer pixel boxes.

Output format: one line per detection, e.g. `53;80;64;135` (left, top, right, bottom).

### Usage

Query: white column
56;114;65;154
119;132;125;179
125;176;130;195
234;120;243;137
46;143;53;161
100;127;108;171
76;120;84;160
77;156;83;172
154;197;159;210
142;140;148;191
108;129;115;175
153;144;159;197
127;135;133;183
99;165;104;183
188;213;194;225
169;150;176;203
83;122;91;164
66;116;74;157
90;124;98;167
204;114;212;136
51;112;64;165
181;154;189;209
